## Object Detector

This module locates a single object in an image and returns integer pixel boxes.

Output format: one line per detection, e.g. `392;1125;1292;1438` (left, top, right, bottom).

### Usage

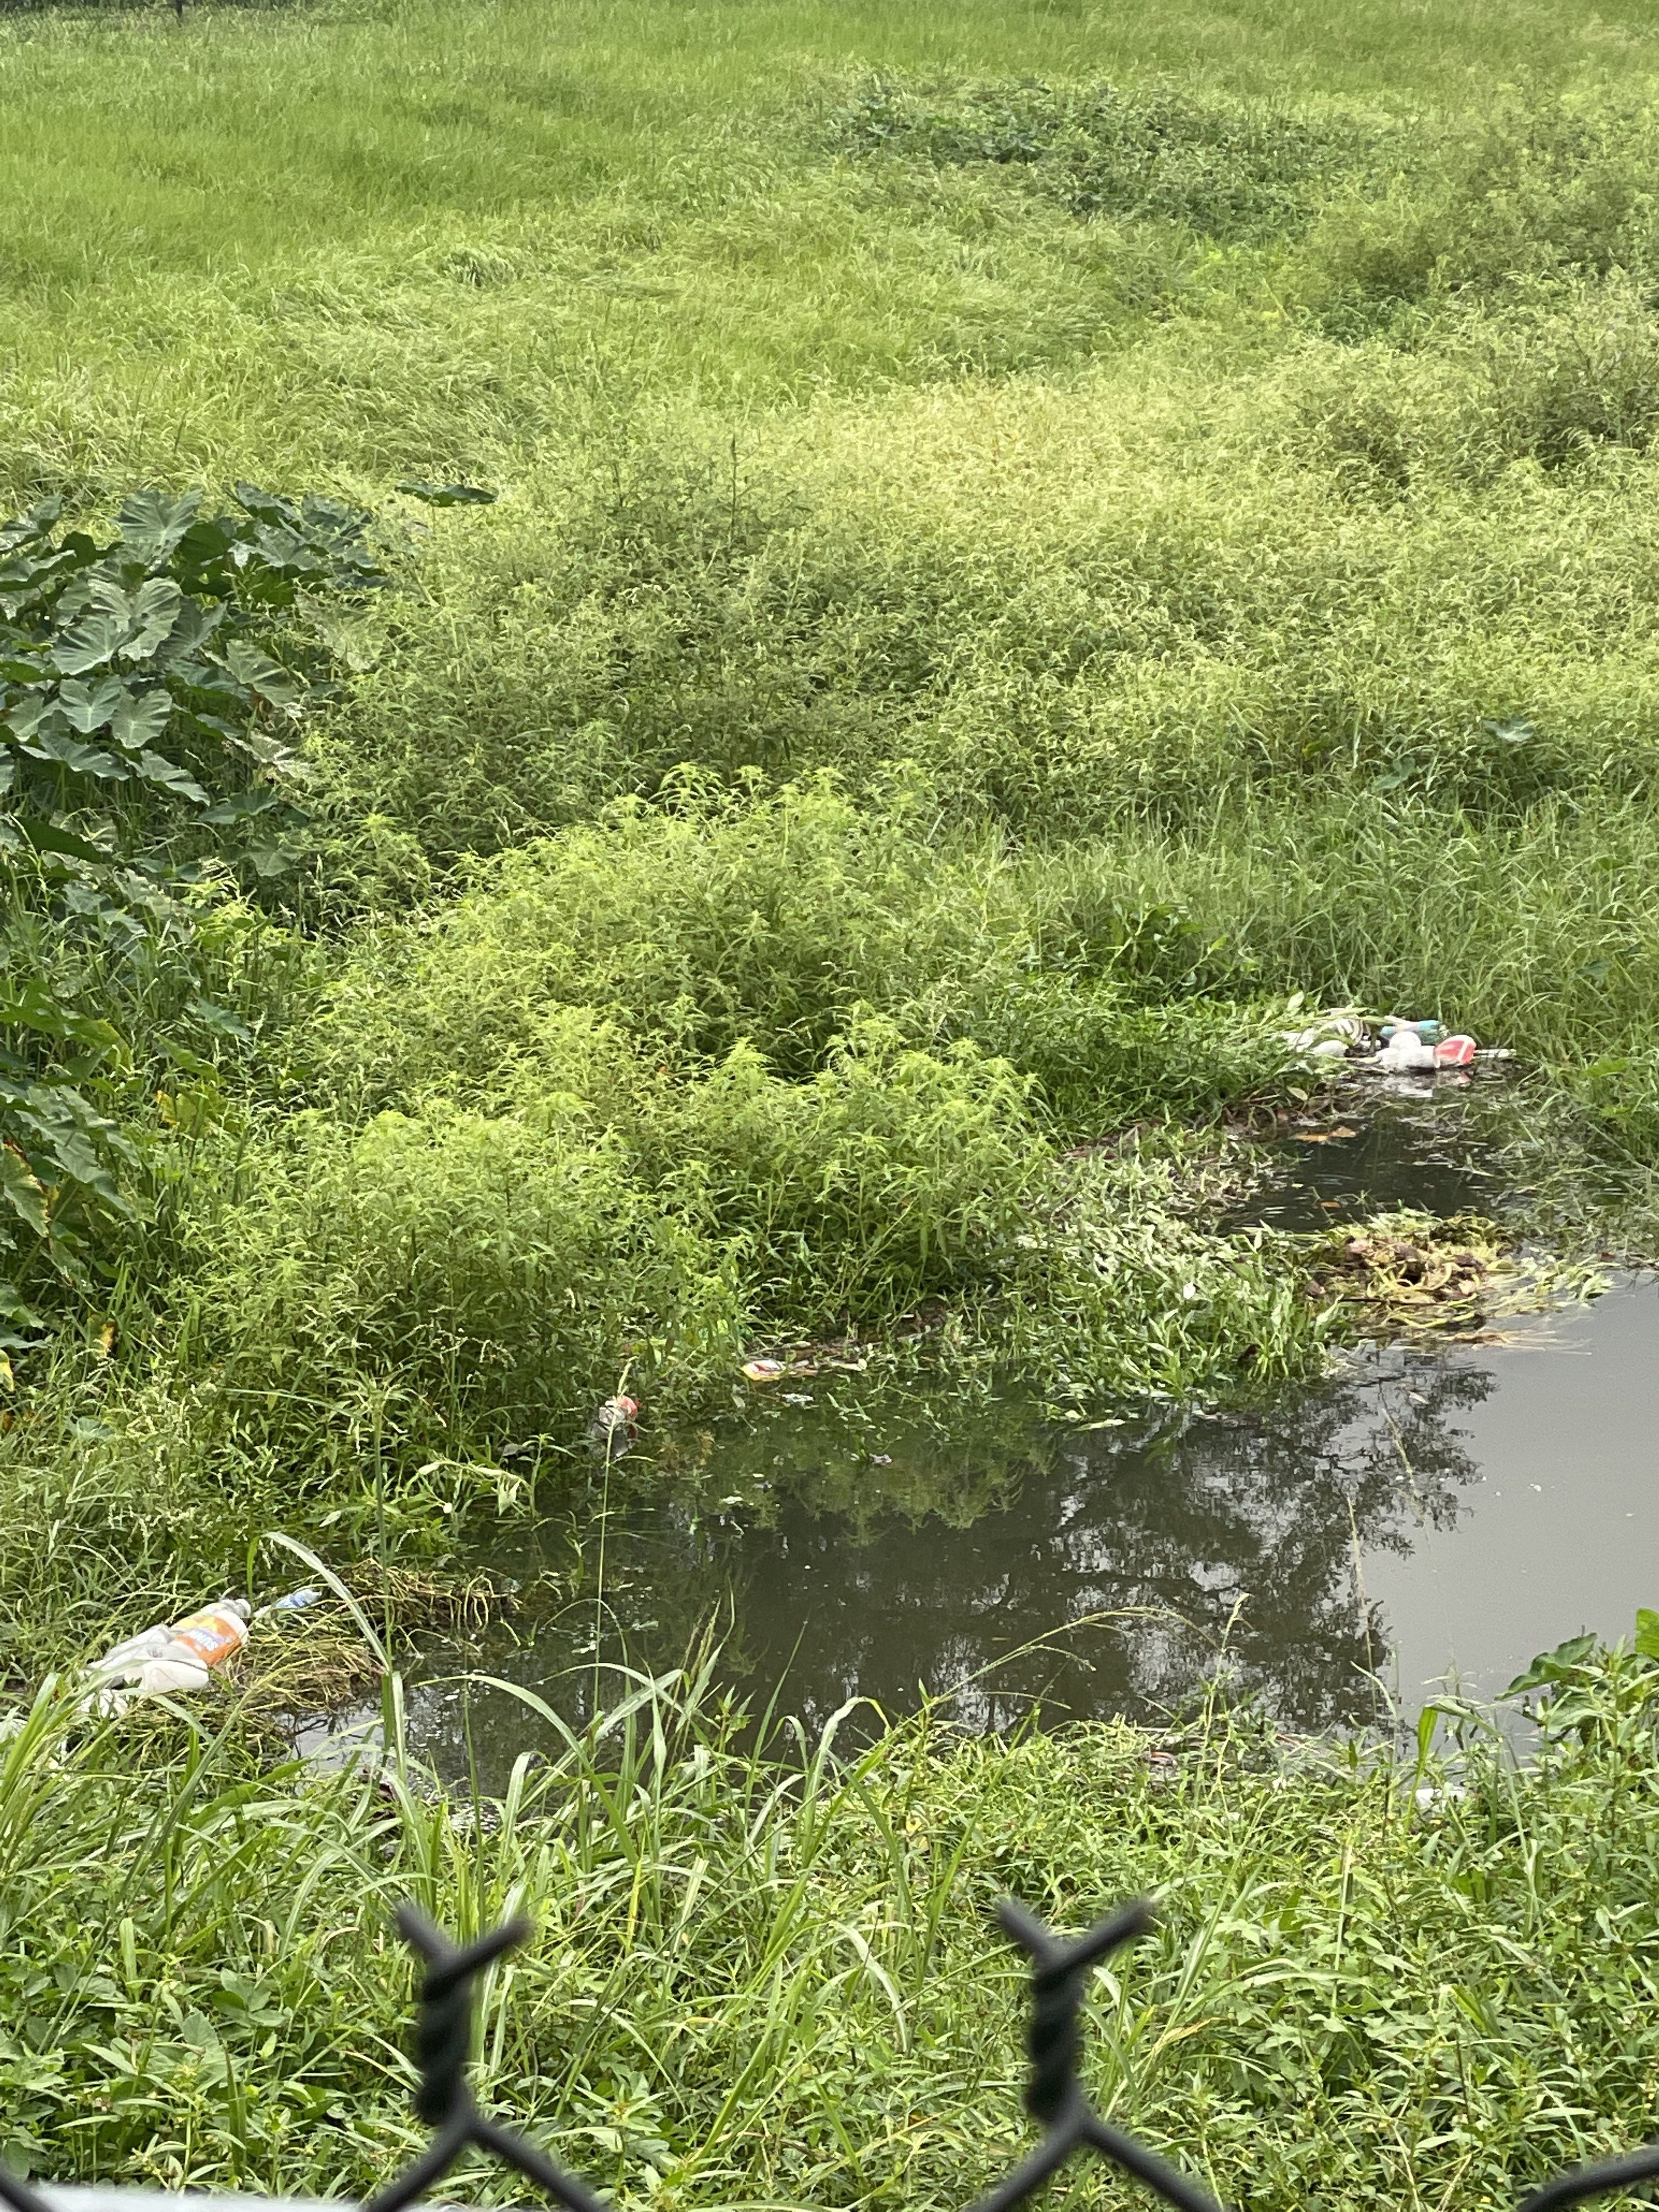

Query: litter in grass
1280;1005;1497;1075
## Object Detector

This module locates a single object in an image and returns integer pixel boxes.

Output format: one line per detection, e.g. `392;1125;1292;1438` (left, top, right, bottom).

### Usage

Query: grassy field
7;0;1659;1546
5;0;1659;2190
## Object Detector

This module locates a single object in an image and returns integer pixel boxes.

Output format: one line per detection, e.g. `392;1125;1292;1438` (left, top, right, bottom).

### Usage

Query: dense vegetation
5;0;1659;1632
6;1633;1659;2209
4;0;1659;2194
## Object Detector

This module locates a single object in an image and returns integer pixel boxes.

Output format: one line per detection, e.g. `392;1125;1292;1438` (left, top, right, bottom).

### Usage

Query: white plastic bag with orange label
88;1598;250;1714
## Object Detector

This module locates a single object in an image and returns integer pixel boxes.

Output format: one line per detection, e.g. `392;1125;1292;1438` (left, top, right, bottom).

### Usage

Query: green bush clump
307;778;1269;1123
1304;92;1659;329
0;486;382;1329
163;1026;1029;1468
1291;278;1659;487
177;1094;744;1466
173;1019;1301;1474
837;77;1375;242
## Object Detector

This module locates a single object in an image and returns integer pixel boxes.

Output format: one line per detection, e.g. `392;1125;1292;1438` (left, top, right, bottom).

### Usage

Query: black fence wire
0;1899;1656;2212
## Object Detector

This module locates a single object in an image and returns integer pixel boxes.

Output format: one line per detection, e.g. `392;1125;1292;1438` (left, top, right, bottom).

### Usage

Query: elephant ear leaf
116;489;204;571
222;636;303;707
57;676;126;735
31;729;125;781
109;688;173;752
52;605;127;675
122;578;184;663
135;749;207;805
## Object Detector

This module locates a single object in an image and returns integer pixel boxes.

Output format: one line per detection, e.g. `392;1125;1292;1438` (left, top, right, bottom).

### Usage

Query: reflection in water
402;1350;1492;1783
319;1089;1652;1789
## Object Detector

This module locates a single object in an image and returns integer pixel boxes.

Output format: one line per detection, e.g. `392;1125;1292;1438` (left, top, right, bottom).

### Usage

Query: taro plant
0;486;386;1333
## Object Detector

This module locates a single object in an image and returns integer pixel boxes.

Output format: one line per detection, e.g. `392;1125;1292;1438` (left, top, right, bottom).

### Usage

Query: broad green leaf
0;984;78;1036
199;788;281;825
57;676;127;734
0;1149;47;1238
244;838;300;877
222;637;303;706
27;729;126;780
246;523;313;574
1635;1607;1659;1660
134;749;207;805
153;598;223;662
110;687;173;752
26;728;126;780
4;692;56;740
185;996;252;1042
0;983;120;1047
50;605;127;675
232;484;298;528
121;577;184;663
1503;1632;1599;1696
0;496;62;551
115;488;202;569
17;815;109;863
38;1124;122;1199
230;727;298;770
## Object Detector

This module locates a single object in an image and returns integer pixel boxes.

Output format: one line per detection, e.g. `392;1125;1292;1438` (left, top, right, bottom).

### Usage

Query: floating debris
1309;1210;1503;1333
740;1355;822;1383
587;1394;639;1454
1279;1004;1500;1077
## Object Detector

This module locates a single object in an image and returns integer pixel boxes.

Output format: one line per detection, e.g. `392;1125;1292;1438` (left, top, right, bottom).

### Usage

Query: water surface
343;1087;1658;1782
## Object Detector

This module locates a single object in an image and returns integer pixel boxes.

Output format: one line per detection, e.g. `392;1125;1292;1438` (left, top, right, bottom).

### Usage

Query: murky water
341;1085;1659;1784
1226;1076;1504;1231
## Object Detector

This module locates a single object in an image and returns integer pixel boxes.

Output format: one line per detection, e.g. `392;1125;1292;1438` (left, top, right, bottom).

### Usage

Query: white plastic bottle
88;1598;251;1710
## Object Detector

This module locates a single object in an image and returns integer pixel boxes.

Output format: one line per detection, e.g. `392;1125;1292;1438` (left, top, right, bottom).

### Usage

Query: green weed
3;1638;1659;2208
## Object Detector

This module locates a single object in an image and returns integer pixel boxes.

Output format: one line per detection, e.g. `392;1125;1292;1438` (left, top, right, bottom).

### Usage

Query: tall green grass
6;0;1659;1678
7;1638;1659;2209
0;0;1655;499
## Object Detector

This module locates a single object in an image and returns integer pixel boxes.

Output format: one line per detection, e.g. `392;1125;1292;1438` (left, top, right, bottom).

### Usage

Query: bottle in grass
89;1598;251;1711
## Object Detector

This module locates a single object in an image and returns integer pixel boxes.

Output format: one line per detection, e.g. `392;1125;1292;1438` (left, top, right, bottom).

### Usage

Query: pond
315;1086;1659;1782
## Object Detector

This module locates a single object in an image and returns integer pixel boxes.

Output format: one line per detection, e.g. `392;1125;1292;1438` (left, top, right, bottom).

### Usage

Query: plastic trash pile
1280;1008;1491;1075
86;1587;321;1716
586;1393;639;1457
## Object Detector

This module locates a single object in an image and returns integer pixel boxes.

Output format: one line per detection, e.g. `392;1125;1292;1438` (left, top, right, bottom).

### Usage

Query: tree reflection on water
410;1347;1495;1776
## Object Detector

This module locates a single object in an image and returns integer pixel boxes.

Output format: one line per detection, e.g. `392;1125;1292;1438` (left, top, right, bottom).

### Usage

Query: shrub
0;486;382;1328
1303;92;1659;329
837;77;1375;242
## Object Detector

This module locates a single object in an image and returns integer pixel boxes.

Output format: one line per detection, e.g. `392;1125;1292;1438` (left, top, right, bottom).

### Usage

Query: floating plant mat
1310;1210;1605;1339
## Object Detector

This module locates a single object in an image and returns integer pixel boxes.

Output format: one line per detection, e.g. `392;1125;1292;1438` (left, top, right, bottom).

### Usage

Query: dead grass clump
1310;1209;1504;1332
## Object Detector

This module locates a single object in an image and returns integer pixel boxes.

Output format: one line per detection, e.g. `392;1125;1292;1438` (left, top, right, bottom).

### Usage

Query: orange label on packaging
168;1607;247;1671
